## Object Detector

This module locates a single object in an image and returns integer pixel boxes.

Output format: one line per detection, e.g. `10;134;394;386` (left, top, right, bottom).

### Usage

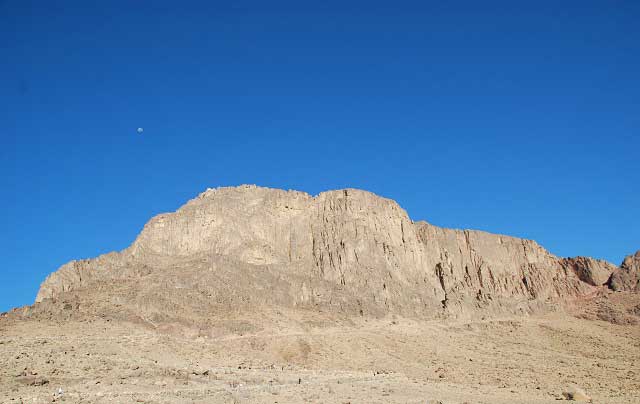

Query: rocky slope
33;185;629;323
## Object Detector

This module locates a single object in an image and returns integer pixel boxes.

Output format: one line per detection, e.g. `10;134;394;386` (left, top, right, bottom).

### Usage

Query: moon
137;127;144;134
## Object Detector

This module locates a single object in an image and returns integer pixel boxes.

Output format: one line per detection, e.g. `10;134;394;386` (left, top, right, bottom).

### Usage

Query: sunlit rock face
608;251;640;292
37;185;621;322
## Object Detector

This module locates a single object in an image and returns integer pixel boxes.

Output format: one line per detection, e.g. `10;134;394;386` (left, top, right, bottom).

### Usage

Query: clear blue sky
1;1;638;312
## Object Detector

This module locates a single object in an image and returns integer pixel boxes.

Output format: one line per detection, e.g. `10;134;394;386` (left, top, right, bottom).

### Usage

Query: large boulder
608;250;640;292
560;256;617;286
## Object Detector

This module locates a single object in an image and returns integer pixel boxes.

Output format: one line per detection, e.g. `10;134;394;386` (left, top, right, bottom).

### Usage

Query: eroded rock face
560;257;617;286
608;251;640;292
35;185;602;321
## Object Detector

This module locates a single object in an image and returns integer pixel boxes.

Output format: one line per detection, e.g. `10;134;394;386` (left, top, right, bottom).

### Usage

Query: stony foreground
2;300;639;404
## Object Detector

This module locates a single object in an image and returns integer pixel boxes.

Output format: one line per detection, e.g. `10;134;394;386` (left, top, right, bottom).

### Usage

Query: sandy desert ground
1;293;639;404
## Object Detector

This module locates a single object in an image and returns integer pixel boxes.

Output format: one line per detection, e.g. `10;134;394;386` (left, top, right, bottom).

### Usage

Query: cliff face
35;185;614;320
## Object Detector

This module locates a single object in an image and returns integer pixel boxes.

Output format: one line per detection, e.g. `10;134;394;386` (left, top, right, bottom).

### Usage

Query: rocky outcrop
35;185;606;320
35;251;133;303
608;251;640;292
560;257;617;286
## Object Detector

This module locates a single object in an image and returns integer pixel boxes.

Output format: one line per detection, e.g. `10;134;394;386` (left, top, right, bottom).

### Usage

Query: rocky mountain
33;185;632;324
608;250;640;292
559;256;618;286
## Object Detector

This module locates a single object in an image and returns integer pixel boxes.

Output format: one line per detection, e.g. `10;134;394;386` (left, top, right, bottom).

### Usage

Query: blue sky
1;1;638;312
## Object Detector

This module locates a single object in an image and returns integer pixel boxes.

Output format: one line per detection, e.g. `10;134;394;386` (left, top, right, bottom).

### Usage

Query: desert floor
1;306;639;404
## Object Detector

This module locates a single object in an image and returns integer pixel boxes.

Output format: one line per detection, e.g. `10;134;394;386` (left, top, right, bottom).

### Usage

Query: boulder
560;256;617;286
608;250;640;292
562;386;591;401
